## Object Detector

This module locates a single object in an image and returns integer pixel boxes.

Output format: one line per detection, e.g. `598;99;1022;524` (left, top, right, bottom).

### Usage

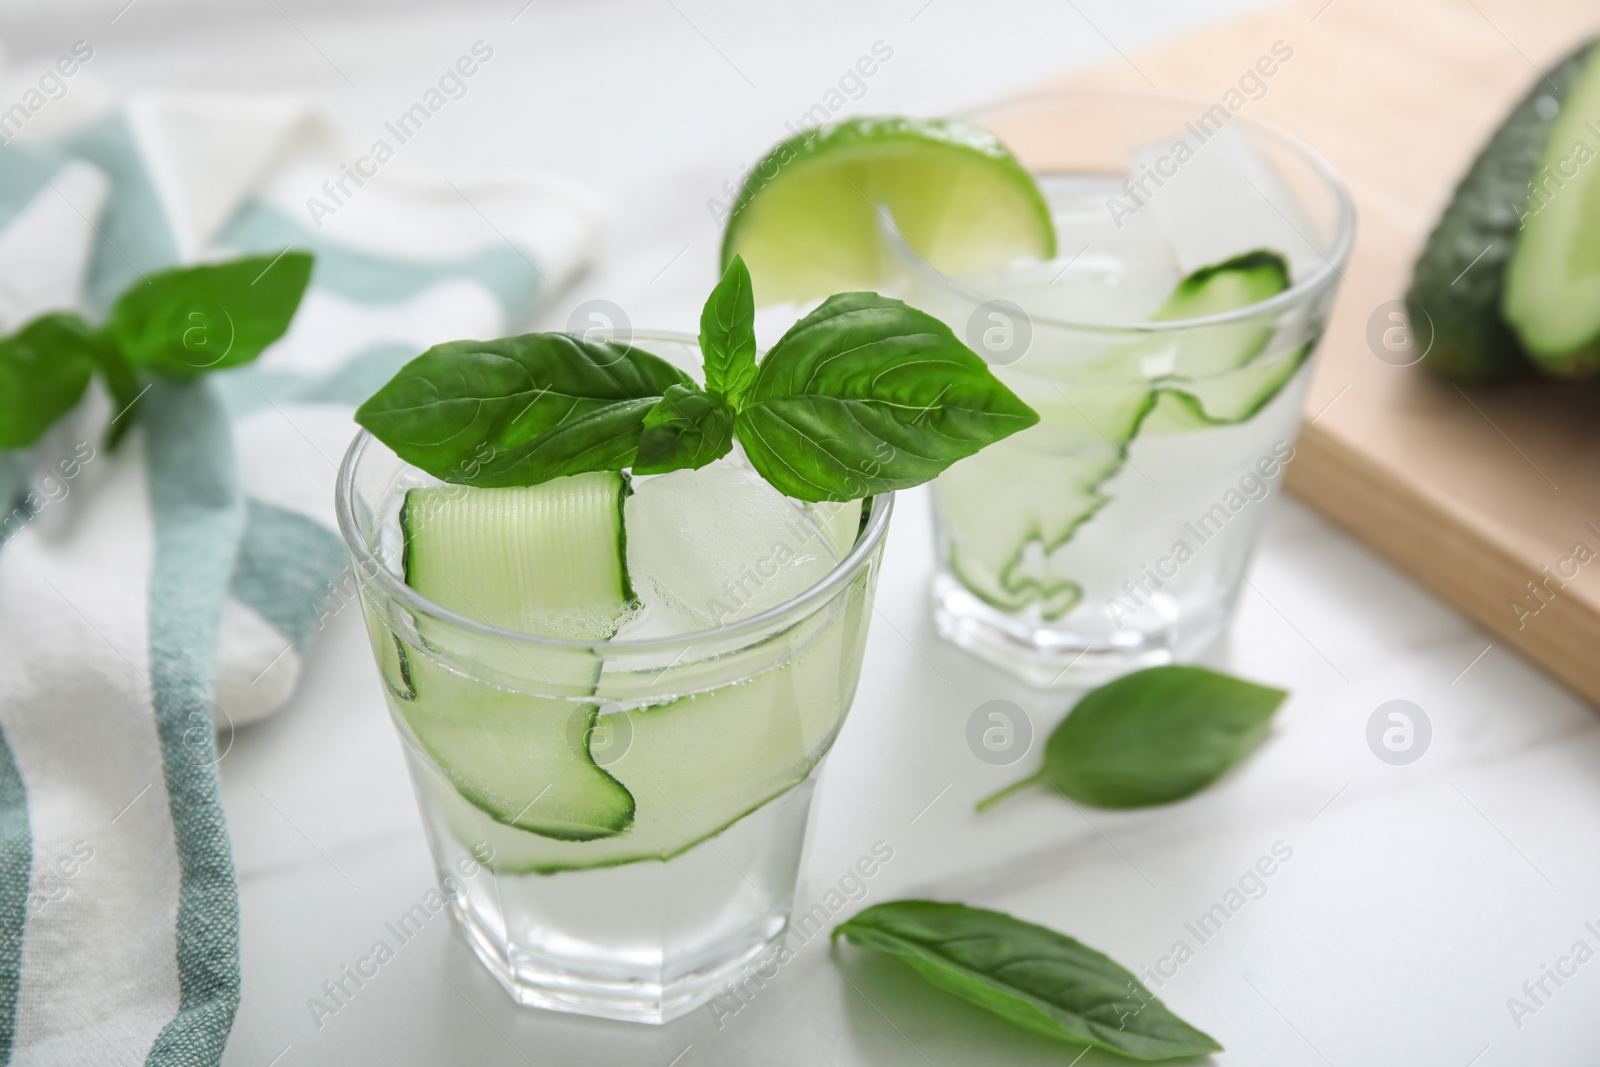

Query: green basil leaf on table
734;292;1039;502
700;254;757;408
634;383;734;474
0;313;99;449
834;900;1221;1061
106;251;313;379
979;665;1286;811
355;333;693;486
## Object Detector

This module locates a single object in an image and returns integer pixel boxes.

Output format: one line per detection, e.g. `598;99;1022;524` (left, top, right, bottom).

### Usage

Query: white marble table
15;0;1599;1062
217;482;1600;1066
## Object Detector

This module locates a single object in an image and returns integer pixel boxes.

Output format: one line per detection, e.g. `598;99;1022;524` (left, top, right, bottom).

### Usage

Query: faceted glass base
418;767;819;1025
931;572;1226;688
453;895;788;1024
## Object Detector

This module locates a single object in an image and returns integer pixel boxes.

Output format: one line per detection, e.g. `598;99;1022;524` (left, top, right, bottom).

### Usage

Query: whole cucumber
1407;39;1595;384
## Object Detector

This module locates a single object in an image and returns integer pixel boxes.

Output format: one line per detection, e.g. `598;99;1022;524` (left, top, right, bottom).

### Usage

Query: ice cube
1127;125;1322;278
952;175;1179;327
616;454;838;640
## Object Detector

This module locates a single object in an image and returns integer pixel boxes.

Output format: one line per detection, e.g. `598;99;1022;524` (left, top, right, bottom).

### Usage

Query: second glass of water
897;92;1354;686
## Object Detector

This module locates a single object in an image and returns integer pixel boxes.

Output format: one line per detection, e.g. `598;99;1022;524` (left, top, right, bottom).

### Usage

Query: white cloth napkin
0;93;604;1064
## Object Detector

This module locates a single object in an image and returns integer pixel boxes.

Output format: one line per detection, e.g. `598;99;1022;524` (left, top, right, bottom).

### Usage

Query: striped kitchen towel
0;93;604;1064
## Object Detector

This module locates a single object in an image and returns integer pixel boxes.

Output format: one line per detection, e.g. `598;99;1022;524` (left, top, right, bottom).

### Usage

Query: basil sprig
354;333;693;486
698;254;757;407
635;382;734;474
355;255;1039;501
834;900;1221;1060
978;665;1286;812
0;251;313;450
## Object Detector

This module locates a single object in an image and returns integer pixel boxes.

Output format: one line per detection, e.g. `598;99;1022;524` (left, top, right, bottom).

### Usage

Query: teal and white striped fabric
0;96;603;1064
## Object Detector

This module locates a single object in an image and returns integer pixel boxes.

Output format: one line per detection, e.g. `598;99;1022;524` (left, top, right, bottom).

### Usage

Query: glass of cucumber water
900;93;1355;686
335;335;889;1022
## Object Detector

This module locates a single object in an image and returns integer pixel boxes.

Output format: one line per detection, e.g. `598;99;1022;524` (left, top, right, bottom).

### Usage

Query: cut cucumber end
1503;42;1600;372
722;117;1055;305
1405;37;1595;382
1533;342;1600;378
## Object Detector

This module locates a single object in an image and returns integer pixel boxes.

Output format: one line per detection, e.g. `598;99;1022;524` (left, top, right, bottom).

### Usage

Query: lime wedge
721;116;1056;305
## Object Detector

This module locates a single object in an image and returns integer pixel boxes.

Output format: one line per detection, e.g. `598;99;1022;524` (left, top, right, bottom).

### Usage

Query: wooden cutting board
1043;0;1600;704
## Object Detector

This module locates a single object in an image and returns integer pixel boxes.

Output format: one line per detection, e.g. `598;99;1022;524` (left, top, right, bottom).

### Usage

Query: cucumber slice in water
940;250;1296;621
443;572;873;874
366;613;416;703
1069;250;1289;385
397;473;637;841
1140;342;1311;434
1149;250;1289;378
403;473;632;640
391;464;874;869
1503;43;1600;375
401;657;635;841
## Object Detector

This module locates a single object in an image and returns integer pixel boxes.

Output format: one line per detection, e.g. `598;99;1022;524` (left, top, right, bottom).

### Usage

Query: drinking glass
335;335;890;1023
900;92;1354;686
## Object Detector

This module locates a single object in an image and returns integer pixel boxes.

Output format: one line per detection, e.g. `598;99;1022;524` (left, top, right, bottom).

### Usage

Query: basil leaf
700;255;757;408
85;339;143;450
834;901;1221;1061
0;313;98;449
107;251;313;379
355;333;693;486
979;666;1285;811
734;293;1038;502
634;383;734;474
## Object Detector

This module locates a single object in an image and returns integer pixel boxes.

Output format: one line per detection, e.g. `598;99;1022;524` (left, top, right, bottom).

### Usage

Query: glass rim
930;87;1357;335
334;332;895;655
